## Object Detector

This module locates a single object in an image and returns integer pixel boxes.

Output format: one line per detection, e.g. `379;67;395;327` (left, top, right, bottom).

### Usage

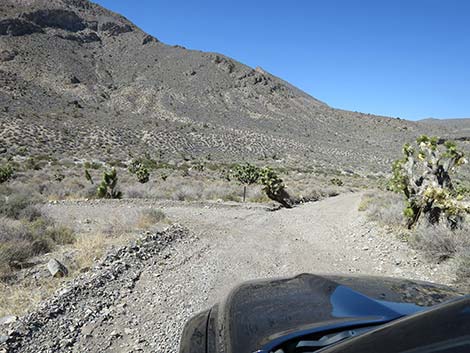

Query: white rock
47;259;68;278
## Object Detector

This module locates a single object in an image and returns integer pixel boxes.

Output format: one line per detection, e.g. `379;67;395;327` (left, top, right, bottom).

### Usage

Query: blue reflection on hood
331;285;426;319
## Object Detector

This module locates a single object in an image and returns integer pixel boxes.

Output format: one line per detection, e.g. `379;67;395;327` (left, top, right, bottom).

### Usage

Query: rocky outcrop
63;0;93;10
57;32;101;43
100;22;133;36
142;34;158;45
22;10;86;32
0;18;43;36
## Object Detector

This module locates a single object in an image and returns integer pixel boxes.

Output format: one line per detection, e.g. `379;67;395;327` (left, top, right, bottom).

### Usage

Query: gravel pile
1;224;189;353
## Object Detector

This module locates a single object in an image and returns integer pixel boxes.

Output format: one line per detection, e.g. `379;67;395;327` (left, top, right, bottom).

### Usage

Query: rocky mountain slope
0;0;461;172
420;118;470;136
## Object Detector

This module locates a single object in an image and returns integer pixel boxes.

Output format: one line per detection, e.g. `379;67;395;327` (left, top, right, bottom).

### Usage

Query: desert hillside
0;0;460;173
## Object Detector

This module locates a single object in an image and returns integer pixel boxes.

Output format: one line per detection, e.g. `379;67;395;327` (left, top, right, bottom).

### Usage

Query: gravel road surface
4;193;456;352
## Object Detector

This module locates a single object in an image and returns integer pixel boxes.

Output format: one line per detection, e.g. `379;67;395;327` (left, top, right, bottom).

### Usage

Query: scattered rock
47;259;68;278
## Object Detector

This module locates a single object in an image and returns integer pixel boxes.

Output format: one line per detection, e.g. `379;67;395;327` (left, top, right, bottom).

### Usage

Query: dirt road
7;193;455;352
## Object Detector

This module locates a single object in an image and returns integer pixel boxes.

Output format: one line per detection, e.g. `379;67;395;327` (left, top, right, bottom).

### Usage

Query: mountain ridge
0;0;462;173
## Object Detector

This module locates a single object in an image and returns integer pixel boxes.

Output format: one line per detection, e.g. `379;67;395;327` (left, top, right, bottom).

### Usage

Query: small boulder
47;259;68;278
0;315;17;326
70;76;81;84
142;34;158;45
0;50;17;62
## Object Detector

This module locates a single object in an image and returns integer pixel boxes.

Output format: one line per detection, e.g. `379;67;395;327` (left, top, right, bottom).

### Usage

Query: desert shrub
83;161;102;170
456;251;470;285
0;164;14;183
330;178;344;186
358;196;372;212
172;184;203;201
44;224;75;245
191;163;204;172
0;188;43;220
128;154;158;172
389;136;469;229
410;223;470;262
97;168;122;199
364;192;404;227
0;216;75;269
137;209;166;229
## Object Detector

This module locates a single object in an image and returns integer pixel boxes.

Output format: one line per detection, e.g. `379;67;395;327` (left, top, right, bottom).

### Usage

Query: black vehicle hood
180;273;461;353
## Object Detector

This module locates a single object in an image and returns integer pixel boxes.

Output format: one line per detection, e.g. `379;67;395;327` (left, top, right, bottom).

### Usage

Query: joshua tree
389;135;469;229
233;163;260;202
135;166;150;183
259;167;293;208
128;159;150;183
97;168;122;199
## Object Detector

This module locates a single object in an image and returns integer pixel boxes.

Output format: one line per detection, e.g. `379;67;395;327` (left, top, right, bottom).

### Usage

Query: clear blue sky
93;0;469;120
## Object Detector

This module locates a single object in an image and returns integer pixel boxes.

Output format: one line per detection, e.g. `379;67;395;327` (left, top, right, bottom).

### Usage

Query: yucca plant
97;168;122;199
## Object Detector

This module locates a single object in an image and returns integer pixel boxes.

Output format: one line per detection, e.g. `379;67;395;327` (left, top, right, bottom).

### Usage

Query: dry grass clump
410;224;470;263
359;191;404;227
0;184;75;276
136;209;167;230
410;222;470;288
361;189;470;287
0;275;61;317
0;216;75;275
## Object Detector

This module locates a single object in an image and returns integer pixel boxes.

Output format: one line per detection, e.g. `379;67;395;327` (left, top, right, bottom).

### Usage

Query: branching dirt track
7;193;456;352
